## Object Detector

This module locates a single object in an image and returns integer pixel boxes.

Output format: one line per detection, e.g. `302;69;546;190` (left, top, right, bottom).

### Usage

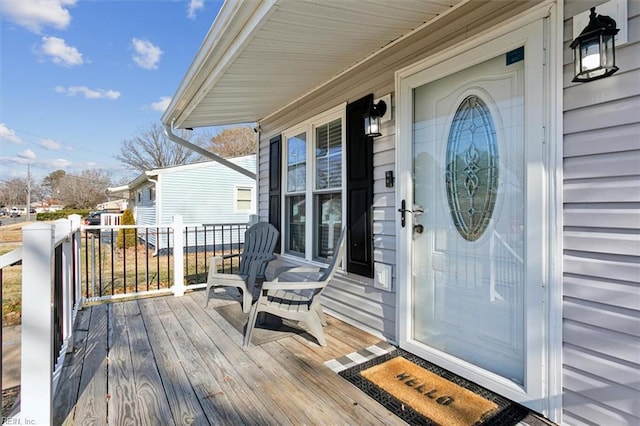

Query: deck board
53;308;91;425
125;301;175;425
53;290;402;425
164;295;271;425
155;297;241;425
73;303;108;425
108;302;138;425
178;294;294;425
138;298;208;425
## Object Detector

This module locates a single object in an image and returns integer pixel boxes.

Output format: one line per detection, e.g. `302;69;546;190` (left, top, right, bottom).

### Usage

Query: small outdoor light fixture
570;6;620;82
364;99;387;138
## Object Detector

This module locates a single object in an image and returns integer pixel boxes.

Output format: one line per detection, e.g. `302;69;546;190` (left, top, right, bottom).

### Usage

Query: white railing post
69;214;83;307
58;218;75;354
21;222;55;425
172;215;185;297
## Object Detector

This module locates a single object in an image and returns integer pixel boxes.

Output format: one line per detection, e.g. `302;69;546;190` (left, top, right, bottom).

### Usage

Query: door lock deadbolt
414;224;424;234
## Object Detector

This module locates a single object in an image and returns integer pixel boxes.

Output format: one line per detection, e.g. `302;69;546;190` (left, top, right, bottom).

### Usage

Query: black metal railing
53;244;63;366
80;222;249;300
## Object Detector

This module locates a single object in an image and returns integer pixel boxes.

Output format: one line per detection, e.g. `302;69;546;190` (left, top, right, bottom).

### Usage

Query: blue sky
0;0;223;184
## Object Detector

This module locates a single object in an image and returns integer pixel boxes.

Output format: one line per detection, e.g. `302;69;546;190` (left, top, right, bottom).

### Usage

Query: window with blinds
282;108;343;262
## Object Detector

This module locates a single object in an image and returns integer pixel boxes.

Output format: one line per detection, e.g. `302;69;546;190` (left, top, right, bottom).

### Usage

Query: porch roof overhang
161;0;464;130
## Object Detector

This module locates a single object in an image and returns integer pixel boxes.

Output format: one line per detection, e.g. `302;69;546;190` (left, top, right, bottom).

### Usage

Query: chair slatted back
238;222;279;277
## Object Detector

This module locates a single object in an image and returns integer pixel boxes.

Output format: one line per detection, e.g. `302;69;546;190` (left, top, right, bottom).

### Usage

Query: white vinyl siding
562;1;640;425
156;156;256;225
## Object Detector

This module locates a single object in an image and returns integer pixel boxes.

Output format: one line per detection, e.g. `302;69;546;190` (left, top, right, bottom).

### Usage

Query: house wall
134;205;158;247
156;156;256;225
561;1;640;424
258;1;543;341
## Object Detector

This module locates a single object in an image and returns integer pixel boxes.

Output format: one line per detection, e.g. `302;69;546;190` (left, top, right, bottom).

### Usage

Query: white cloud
42;158;73;168
55;85;121;100
187;0;204;19
40;138;62;150
0;156;29;167
0;123;23;144
150;96;171;112
40;36;83;66
0;0;76;33
131;38;163;70
18;149;37;160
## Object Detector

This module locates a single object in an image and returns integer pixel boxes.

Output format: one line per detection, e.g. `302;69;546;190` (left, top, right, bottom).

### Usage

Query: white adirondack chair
243;227;346;349
204;222;279;313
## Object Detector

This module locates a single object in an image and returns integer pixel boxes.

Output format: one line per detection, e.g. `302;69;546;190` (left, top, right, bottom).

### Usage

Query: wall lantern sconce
570;6;619;82
364;99;387;138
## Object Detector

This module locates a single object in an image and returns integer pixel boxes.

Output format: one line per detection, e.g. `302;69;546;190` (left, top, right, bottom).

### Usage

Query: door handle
398;200;410;227
399;200;426;228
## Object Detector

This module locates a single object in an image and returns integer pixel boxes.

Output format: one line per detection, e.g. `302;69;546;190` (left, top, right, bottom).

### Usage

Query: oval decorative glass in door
445;95;498;241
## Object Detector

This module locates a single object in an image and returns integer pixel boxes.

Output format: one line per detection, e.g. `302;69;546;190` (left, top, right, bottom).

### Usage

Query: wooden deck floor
54;290;404;425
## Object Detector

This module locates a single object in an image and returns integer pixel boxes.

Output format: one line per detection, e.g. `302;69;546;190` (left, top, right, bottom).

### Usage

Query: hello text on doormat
360;356;498;426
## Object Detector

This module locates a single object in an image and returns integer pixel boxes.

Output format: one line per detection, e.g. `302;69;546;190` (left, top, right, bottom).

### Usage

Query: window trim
234;185;255;213
281;103;346;263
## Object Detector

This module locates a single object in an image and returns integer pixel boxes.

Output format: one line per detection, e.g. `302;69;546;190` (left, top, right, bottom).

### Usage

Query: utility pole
27;163;31;222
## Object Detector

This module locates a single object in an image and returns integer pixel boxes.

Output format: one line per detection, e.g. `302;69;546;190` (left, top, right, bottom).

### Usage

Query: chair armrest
261;280;327;291
209;255;224;272
221;253;240;260
209;252;251;273
272;265;326;279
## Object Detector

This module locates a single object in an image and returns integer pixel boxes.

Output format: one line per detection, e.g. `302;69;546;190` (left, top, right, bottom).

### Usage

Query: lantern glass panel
364;115;381;137
580;35;600;71
603;33;615;67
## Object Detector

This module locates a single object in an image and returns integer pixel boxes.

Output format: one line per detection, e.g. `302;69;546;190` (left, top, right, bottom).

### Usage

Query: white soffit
164;0;462;129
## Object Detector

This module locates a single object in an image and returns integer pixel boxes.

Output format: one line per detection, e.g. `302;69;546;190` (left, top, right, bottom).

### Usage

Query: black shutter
268;135;282;252
346;95;374;277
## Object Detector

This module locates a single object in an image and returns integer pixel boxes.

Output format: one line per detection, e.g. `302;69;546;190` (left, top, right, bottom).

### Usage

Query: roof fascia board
107;184;130;193
164;0;280;128
150;157;254;175
259;0;472;125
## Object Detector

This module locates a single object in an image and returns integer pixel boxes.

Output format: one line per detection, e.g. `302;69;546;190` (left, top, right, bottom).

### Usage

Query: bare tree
0;177;43;207
57;170;112;209
204;125;256;158
115;122;202;173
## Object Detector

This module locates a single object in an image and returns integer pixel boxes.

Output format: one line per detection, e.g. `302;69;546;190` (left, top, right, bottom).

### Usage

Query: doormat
361;357;497;425
339;349;530;425
214;303;303;346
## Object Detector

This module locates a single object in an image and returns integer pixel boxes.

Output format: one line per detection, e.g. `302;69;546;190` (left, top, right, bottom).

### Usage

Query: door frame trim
394;1;562;417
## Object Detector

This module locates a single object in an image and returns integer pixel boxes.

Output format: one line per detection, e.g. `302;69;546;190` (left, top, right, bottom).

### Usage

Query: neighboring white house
161;1;639;424
108;156;256;250
96;198;128;212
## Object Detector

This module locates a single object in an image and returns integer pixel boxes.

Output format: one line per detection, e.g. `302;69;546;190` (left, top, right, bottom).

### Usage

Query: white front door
397;20;547;410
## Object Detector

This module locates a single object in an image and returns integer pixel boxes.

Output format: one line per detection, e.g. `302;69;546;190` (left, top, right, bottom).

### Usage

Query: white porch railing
5;215;250;425
100;212;122;226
